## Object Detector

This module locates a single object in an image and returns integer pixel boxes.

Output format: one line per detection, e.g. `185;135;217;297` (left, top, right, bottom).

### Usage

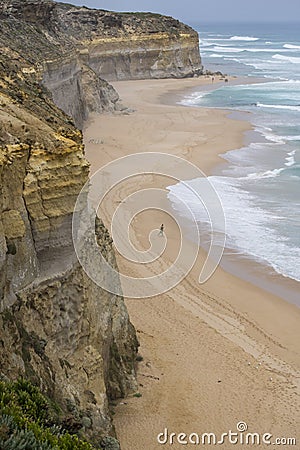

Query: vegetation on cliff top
0;379;98;449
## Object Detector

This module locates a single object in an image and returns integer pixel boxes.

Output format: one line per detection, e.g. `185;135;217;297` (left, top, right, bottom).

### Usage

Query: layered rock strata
0;0;202;444
0;0;202;128
0;1;139;443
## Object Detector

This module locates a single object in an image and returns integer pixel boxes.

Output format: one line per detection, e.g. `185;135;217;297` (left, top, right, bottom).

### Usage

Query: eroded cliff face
0;76;137;446
0;0;202;128
0;0;202;444
0;1;138;444
51;5;203;81
0;0;123;130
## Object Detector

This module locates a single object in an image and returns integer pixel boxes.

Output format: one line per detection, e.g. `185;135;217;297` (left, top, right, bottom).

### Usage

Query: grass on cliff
120;11;162;17
0;379;97;449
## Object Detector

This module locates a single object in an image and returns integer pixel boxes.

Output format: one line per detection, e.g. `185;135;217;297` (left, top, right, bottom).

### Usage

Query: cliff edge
0;0;202;446
0;0;202;128
0;0;140;446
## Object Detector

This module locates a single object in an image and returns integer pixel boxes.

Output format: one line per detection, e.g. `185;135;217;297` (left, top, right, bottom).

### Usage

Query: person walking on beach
158;224;164;236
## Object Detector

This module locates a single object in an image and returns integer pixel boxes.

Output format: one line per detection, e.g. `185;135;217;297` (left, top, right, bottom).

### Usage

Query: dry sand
84;77;300;449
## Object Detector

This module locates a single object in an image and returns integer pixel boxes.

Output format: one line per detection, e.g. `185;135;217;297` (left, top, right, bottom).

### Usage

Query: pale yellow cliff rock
1;210;26;239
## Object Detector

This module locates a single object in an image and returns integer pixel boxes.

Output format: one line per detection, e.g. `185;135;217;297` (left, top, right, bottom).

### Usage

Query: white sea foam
210;46;244;53
193;25;300;285
274;79;300;84
200;41;214;47
284;135;300;141
202;36;237;41
209;54;224;58
202;35;228;39
256;126;300;145
246;168;285;179
273;54;300;63
256;103;300;112
285;150;296;167
178;91;207;106
254;125;286;145
283;44;300;49
245;48;288;53
230;36;259;41
240;79;300;89
254;125;273;133
167;176;300;282
263;133;285;144
208;46;287;54
239;59;278;71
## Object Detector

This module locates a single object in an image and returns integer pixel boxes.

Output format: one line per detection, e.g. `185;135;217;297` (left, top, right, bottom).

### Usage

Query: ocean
167;23;300;300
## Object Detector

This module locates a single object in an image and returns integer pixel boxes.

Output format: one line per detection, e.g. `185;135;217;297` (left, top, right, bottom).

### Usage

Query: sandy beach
84;77;300;449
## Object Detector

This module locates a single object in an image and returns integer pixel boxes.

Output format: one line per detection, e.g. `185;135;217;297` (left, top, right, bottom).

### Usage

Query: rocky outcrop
1;258;137;441
0;0;55;24
43;59;120;130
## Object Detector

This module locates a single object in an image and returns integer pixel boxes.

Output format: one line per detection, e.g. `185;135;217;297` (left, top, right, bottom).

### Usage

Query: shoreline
159;74;268;108
160;80;300;307
83;76;300;449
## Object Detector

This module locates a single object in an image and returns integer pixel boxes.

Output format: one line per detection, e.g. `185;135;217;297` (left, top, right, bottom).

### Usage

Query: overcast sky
59;0;300;24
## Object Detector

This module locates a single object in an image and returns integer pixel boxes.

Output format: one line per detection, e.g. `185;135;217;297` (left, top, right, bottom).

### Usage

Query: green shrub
132;392;142;398
0;379;97;449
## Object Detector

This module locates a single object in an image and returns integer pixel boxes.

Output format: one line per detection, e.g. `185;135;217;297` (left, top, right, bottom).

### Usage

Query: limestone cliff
0;78;138;445
0;0;202;128
0;0;124;130
0;0;202;446
50;4;203;81
0;1;139;445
